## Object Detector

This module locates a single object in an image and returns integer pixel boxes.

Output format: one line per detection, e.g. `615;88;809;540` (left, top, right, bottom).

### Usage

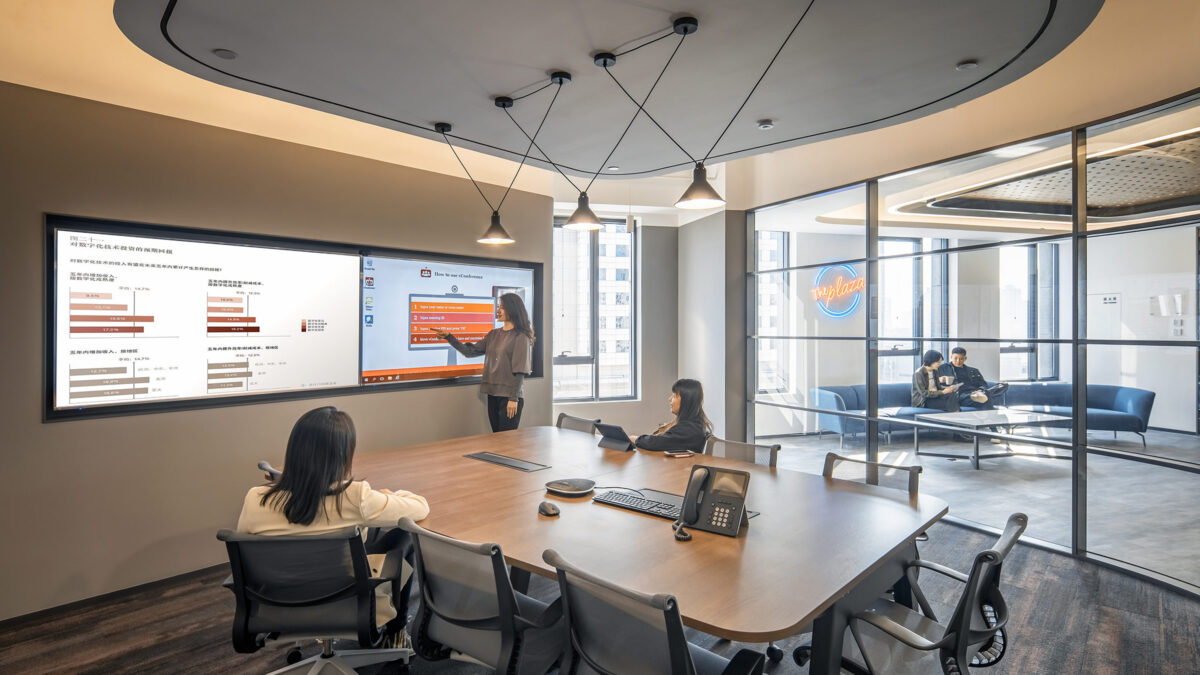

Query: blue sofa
812;382;1154;446
1002;382;1155;438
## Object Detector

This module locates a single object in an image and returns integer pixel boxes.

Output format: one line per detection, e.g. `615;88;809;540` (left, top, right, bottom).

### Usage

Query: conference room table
356;426;948;674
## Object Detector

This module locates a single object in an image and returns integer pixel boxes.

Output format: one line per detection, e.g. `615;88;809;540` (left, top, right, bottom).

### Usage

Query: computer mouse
538;501;560;517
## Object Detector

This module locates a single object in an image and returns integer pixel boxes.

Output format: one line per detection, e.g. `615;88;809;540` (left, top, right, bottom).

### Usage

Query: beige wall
677;211;749;442
0;82;553;621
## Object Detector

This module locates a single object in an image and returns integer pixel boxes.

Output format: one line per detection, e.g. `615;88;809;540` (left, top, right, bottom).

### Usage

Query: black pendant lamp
477;211;515;244
674;1;813;210
674;162;725;209
563;192;603;230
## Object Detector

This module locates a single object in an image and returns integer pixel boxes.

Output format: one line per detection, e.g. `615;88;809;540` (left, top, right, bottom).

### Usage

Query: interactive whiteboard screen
50;226;360;413
361;256;535;384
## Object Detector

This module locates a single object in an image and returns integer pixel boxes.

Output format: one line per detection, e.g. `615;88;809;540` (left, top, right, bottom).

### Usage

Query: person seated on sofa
912;350;961;412
938;347;1010;409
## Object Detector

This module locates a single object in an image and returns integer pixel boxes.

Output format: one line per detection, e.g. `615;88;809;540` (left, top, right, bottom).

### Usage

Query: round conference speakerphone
544;478;596;497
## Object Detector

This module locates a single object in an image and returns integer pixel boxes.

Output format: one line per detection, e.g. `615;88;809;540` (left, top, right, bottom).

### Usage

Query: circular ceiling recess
114;0;1103;178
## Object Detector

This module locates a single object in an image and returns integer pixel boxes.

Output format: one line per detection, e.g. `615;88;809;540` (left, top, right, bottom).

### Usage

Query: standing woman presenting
429;292;534;432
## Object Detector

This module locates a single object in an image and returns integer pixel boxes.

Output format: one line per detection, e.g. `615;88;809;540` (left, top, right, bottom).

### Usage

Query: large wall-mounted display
360;256;535;384
45;215;542;420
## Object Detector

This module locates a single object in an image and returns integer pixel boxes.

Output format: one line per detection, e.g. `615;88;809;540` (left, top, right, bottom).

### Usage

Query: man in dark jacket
937;347;1009;409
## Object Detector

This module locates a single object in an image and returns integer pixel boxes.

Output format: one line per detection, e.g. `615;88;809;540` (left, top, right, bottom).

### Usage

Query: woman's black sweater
635;418;708;453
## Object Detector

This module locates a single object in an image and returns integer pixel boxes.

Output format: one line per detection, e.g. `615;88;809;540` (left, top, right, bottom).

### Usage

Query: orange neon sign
811;275;865;301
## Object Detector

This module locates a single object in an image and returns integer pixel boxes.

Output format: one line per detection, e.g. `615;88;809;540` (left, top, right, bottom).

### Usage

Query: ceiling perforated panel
924;133;1200;219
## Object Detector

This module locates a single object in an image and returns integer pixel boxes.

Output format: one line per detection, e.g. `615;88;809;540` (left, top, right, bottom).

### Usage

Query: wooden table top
355;426;948;642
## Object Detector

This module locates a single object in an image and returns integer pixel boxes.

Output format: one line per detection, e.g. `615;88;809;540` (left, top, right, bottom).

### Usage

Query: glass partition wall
748;92;1200;593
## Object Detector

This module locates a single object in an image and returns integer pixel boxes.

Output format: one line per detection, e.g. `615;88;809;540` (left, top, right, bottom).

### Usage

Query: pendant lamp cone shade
675;162;725;210
563;193;603;230
478;211;515;244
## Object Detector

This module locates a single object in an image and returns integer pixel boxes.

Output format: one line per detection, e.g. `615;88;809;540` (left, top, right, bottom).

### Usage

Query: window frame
999;243;1061;381
551;219;638;402
754;230;790;395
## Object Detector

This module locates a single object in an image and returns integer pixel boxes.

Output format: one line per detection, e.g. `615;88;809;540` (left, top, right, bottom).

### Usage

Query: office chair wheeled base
265;639;413;675
791;645;869;675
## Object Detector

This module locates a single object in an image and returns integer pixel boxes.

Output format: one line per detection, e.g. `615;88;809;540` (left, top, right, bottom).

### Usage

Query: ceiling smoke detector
756;119;775;131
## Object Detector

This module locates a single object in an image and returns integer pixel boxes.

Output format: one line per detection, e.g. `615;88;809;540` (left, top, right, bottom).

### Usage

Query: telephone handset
674;465;751;540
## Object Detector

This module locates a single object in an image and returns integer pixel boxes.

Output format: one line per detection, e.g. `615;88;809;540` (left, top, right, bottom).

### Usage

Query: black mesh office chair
703;436;781;469
543;548;765;675
217;526;413;674
842;513;1028;674
398;517;562;674
556;412;601;434
792;452;925;668
821;452;922;496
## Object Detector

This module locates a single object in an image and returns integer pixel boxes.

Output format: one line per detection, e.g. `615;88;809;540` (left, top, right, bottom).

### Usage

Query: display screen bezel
44;214;543;421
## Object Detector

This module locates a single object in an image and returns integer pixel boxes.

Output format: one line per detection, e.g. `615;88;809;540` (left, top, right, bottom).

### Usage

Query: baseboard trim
1147;425;1199;436
754;431;824;440
0;562;229;631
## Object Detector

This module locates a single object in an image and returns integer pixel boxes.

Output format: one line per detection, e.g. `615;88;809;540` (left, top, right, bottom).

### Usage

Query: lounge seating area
813;382;1156;446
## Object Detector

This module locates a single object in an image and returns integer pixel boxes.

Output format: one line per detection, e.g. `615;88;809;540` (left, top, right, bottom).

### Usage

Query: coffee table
913;408;1072;469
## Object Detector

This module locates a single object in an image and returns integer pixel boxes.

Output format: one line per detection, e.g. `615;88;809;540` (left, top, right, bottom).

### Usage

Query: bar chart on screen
65;356;182;403
53;227;360;411
206;294;260;335
67;289;164;338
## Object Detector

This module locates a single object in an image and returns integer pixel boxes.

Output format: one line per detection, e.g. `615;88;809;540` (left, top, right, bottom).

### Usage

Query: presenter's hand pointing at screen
428;327;451;339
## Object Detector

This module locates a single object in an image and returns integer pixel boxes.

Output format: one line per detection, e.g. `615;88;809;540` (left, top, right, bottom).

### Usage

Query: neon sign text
812;265;863;318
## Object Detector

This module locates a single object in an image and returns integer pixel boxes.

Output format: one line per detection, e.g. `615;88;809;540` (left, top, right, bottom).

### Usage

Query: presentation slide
52;228;361;410
361;256;535;383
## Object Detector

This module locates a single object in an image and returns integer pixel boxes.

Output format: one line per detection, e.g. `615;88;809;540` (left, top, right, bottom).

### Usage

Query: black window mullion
1027;244;1039;379
590;228;600;401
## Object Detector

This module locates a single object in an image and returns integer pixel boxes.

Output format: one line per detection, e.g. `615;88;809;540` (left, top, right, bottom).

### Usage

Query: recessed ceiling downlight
956;59;979;71
211;48;238;60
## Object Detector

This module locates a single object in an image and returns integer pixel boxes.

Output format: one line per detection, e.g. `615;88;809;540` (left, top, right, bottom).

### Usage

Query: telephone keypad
710;504;733;529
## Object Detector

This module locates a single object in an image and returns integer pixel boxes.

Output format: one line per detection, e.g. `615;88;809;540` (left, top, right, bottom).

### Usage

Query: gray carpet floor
766;428;1200;588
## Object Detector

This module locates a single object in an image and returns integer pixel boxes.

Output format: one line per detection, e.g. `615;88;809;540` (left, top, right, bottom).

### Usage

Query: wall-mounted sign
812;264;864;318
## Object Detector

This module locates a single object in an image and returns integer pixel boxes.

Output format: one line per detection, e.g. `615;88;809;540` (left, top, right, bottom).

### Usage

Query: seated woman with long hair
236;406;429;643
632;378;713;453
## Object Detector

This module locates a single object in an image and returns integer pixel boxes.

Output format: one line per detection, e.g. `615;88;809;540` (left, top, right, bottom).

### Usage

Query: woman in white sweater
237;406;429;642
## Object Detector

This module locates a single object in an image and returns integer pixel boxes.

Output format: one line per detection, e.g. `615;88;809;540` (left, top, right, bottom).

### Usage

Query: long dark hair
671;378;713;435
499;292;535;342
260;407;356;525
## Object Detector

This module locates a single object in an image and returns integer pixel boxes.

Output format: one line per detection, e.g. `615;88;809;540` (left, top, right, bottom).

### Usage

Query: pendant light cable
586;33;689;193
496;81;563;211
614;29;674;57
440;131;496;212
439;79;564;213
602;64;696;164
501;105;584;193
702;0;816;162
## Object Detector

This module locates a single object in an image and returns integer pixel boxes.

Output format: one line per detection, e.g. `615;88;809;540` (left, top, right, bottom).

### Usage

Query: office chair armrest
721;648;766;675
907;558;969;583
851;611;947;651
222;574;234;591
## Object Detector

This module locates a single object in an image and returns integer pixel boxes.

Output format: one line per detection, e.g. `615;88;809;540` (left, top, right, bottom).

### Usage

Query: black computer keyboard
592;490;681;520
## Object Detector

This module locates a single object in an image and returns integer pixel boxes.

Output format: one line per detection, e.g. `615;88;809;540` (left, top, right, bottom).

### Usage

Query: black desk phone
678;465;751;537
